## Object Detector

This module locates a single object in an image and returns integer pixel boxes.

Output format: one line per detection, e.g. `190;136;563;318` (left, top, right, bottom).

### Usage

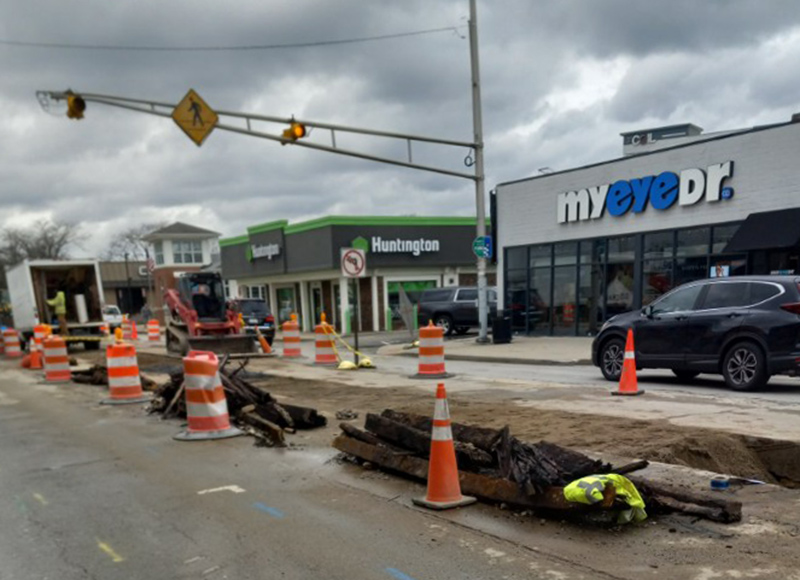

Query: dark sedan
231;299;275;345
592;276;800;391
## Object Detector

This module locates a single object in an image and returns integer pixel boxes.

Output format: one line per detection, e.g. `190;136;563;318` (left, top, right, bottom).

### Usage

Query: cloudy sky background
2;0;800;257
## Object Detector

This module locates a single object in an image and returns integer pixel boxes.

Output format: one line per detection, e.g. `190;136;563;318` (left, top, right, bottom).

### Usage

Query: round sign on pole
341;248;366;278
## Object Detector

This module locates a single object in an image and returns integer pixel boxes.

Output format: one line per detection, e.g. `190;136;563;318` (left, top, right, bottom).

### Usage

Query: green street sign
472;236;492;259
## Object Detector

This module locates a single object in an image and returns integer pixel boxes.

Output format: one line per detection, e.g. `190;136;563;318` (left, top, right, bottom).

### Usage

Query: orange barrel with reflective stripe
43;336;70;382
33;324;47;352
102;342;150;405
314;316;337;365
0;330;5;356
282;315;302;358
416;321;448;377
173;351;243;441
3;329;22;358
121;319;132;341
147;319;160;342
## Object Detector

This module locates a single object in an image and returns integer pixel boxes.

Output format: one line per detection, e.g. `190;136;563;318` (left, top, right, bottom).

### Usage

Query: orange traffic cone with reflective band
613;329;644;396
413;383;477;510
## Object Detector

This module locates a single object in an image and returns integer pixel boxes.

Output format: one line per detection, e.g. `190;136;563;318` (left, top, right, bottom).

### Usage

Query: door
275;286;297;324
310;285;323;325
635;283;704;367
683;281;754;371
453;288;478;325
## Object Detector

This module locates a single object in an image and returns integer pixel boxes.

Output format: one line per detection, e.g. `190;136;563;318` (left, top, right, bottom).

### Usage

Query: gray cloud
1;0;800;257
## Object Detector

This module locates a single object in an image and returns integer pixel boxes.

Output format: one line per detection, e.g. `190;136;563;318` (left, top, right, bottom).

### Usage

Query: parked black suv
230;298;276;345
592;276;800;391
417;286;497;336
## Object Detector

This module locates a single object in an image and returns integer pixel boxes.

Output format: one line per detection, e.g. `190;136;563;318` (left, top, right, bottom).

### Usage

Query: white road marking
197;485;246;495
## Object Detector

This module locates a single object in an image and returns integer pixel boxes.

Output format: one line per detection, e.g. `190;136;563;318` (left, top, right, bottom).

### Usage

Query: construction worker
46;287;69;336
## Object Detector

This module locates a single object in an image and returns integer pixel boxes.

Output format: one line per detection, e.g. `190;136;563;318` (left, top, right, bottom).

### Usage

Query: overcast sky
2;0;800;257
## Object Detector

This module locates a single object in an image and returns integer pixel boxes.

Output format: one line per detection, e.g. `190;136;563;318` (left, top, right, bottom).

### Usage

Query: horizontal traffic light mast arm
37;90;477;180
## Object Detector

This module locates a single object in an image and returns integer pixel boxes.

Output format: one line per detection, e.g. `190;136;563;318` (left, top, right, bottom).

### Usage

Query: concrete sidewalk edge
388;350;593;366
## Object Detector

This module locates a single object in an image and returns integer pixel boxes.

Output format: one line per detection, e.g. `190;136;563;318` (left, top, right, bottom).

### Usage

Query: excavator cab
178;274;226;321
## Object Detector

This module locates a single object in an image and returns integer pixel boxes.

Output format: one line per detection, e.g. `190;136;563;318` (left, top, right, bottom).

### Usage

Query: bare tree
0;219;86;287
102;222;167;261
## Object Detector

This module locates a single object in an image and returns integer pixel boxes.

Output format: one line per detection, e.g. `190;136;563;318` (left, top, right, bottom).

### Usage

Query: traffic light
66;92;86;120
281;121;306;144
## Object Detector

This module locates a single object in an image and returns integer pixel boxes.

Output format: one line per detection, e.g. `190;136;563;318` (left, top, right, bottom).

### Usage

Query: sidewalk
377;335;594;365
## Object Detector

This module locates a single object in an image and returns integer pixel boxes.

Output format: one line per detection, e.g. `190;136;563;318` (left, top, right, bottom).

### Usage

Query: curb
387;350;593;367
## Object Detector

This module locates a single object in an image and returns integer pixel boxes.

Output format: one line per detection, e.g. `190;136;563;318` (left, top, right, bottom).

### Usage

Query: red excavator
164;272;256;355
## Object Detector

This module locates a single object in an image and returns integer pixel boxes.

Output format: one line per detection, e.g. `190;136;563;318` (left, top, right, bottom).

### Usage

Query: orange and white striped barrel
174;351;243;441
121;318;132;341
314;314;337;365
102;343;150;405
33;324;47;352
3;329;22;358
0;330;5;356
43;336;70;382
147;319;160;342
414;322;450;378
282;314;302;358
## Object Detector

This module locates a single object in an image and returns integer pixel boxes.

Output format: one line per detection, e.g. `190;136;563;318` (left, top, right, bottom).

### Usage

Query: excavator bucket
186;334;258;356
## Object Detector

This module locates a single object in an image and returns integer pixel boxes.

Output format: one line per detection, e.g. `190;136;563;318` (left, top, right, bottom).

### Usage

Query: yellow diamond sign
172;89;218;146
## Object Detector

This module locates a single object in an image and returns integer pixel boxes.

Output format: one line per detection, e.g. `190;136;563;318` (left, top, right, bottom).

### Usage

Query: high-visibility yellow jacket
564;474;647;524
47;291;67;315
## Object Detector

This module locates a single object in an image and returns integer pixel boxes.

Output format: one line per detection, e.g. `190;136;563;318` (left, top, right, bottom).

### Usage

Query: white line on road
197;485;246;495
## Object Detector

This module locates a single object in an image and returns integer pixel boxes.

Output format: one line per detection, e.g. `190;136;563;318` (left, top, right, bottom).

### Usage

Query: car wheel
434;315;454;336
599;337;625;382
672;370;700;381
722;342;768;391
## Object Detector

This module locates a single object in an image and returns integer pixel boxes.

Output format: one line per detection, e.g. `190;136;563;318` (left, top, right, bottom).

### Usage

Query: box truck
6;259;106;349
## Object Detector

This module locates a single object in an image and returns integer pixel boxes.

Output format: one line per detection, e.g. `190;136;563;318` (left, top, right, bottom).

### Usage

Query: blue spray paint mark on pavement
386;568;419;580
253;502;285;519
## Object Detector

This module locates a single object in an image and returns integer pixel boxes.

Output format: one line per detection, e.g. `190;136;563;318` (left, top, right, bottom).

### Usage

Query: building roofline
619;123;703;137
497;120;794;190
247;219;289;236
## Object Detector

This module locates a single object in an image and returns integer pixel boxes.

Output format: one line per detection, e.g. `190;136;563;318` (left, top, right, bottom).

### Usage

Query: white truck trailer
6;259;106;350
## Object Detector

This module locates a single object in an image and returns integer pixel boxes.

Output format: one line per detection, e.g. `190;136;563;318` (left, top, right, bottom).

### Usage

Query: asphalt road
0;364;595;580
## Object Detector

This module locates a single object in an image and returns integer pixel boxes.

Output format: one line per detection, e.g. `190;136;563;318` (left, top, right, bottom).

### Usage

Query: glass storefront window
676;227;710;257
712;224;741;254
578;263;604;336
644;231;674;259
276;286;297;324
552;265;577;335
643;259;673;305
579;239;605;264
608;236;635;262
710;255;747;278
675;256;709;286
529;245;552;268
505;268;527;332
529;268;551;334
387;280;437;330
506;246;527;270
605;263;634;317
554;242;578;266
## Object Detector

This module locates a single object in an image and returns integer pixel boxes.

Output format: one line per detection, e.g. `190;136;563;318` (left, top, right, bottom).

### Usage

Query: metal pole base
173;426;245;441
100;396;152;406
412;494;477;510
474;336;491;345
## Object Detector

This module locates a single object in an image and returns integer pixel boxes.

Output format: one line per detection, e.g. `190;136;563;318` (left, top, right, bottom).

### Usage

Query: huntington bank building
495;115;800;336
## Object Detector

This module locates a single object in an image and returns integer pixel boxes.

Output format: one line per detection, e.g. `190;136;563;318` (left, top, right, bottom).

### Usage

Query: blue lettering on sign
557;161;734;224
606;180;633;216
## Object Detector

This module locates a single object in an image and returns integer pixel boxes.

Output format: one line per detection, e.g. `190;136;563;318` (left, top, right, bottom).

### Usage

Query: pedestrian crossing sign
172;89;218;146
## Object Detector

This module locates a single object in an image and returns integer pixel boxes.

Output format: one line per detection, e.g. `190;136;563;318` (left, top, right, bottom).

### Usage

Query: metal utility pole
469;0;490;343
124;252;133;315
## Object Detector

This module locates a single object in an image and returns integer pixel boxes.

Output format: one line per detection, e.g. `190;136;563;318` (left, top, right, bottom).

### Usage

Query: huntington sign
557;161;734;224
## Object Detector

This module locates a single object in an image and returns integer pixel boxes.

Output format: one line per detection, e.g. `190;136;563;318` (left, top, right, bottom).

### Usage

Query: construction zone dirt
76;349;800;487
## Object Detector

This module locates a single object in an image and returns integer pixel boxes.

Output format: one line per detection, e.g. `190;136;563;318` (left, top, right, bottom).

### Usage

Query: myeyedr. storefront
220;216;494;333
495;117;800;336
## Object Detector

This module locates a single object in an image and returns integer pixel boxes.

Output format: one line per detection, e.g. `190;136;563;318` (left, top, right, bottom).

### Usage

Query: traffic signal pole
469;0;489;343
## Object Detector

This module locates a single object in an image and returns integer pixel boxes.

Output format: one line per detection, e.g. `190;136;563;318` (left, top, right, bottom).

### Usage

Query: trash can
492;312;512;344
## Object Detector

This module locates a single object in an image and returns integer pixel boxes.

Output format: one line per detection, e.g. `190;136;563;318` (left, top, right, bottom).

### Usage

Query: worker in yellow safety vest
563;473;647;524
46;289;69;336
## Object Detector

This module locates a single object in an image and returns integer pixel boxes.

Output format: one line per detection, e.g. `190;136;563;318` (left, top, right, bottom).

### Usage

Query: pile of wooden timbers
334;410;742;524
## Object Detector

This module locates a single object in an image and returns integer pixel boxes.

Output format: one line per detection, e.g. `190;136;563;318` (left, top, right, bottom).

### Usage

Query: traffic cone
131;321;139;341
29;339;43;370
255;326;272;355
612;329;644;396
412;383;477;510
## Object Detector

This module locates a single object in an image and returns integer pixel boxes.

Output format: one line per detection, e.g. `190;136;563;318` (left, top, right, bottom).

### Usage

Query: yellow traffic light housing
66;92;86;120
281;121;306;144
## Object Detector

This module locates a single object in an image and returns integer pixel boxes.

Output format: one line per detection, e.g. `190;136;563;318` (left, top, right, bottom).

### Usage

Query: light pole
469;0;490;343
